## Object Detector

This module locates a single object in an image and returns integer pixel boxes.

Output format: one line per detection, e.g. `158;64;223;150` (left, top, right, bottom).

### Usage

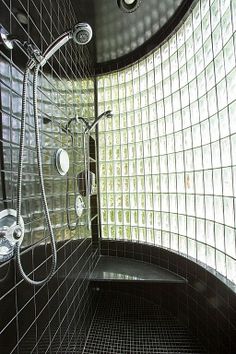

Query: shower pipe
76;111;113;231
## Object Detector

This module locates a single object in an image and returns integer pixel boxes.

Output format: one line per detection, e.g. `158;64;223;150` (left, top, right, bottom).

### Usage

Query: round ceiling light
117;0;142;13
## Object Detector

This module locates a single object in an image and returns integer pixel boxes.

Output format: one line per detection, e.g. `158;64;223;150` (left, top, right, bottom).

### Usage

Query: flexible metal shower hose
16;63;57;286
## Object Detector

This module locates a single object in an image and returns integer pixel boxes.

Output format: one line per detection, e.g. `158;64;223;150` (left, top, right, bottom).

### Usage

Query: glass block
170;53;178;74
199;95;208;121
193;148;203;170
179;215;187;236
190;101;200;124
178;194;186;214
139;228;147;243
132;227;139;242
207;246;216;269
162;231;170;248
206;220;215;247
181;86;189;108
226;256;236;283
187;214;196;239
187;57;196;82
204;37;213;66
203;145;212;169
102;225;108;239
211;141;221;168
211;0;220;30
216;250;226;276
224;197;235;227
221;137;231;167
225;226;236;258
197;242;206;264
115;194;122;208
188;238;196;258
205;196;214;221
163;77;171;97
227;68;236;104
181;195;194;218
171;72;180;93
179;65;188;87
222;167;233;195
206;62;215;91
171;233;179;251
109;209;115;223
186;38;194;63
217;79;227;110
179;235;187;255
214;197;224;224
224;38;235;75
221;7;232;45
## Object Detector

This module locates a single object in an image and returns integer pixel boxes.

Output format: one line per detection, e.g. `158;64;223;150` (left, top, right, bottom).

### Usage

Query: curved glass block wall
98;0;236;285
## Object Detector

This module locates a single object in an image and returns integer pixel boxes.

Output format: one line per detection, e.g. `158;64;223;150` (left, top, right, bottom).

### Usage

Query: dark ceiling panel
95;0;182;63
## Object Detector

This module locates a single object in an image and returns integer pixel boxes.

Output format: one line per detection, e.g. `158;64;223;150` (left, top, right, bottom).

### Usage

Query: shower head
85;110;113;133
73;23;93;45
104;110;113;119
34;22;92;67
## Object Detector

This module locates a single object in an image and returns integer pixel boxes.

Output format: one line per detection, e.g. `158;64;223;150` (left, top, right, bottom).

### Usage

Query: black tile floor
83;292;207;354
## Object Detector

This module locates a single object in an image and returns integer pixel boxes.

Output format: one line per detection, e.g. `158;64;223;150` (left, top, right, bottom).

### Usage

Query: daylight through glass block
98;0;236;285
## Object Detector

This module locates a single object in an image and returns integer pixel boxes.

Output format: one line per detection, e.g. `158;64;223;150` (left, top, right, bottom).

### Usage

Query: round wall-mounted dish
55;148;70;176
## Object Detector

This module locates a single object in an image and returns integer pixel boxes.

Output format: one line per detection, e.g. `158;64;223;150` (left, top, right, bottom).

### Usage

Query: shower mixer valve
0;210;24;263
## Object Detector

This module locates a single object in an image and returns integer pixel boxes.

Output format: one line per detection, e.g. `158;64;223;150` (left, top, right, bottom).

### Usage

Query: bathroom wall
0;0;97;352
98;0;236;288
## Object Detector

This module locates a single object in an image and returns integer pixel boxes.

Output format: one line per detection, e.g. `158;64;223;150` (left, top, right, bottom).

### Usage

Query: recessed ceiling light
14;9;28;25
117;0;142;13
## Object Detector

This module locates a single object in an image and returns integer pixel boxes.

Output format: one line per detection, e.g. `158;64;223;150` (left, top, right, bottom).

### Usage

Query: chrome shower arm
84;110;113;133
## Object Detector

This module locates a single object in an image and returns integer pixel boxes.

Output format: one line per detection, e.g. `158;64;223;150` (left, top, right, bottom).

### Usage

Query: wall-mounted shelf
90;256;187;284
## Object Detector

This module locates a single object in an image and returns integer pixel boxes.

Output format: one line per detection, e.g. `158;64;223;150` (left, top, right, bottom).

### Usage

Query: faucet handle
0;226;9;238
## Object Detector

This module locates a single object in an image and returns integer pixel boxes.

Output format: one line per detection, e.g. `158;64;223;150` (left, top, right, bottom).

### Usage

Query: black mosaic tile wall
100;240;236;354
0;0;98;352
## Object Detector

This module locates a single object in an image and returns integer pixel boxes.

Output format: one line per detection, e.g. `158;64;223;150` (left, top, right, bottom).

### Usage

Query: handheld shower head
30;22;92;68
72;23;93;45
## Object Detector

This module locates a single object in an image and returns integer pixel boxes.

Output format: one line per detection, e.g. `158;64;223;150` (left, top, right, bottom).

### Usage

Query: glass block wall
98;0;236;285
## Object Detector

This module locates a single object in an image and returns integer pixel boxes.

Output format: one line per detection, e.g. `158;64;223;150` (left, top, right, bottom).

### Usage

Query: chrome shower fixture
0;22;93;67
37;23;93;67
67;111;113;133
73;23;93;45
117;0;142;13
84;110;113;133
5;21;93;286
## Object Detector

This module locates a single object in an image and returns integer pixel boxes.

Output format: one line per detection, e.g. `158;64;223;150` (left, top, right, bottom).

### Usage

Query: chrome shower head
85;110;113;133
104;110;113;119
31;22;93;68
72;23;93;45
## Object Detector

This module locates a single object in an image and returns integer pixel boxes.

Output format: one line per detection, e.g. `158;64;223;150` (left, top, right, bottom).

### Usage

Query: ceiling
0;0;194;74
94;0;183;63
71;0;194;72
